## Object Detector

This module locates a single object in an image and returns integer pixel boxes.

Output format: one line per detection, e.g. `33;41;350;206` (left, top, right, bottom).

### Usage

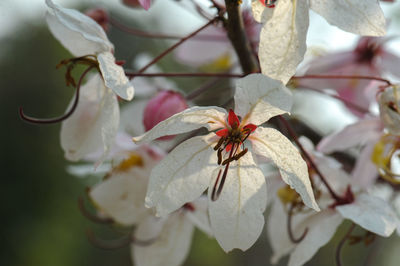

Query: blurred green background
2;1;400;266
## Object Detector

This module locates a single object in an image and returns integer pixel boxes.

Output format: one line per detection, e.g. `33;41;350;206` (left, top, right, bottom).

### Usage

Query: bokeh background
2;0;400;265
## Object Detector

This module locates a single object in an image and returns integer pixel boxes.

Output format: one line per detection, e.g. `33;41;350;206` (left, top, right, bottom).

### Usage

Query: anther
214;136;225;151
217;148;223;165
233;148;248;161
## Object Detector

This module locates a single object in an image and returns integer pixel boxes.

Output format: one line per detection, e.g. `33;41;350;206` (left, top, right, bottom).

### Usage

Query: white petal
288;210;343;266
208;151;267;252
251;0;274;23
251;127;319;211
258;0;309;84
185;196;213;236
378;86;400;135
351;143;379;189
45;0;112;56
310;0;386;36
337;194;397;237
132;106;227;144
317;117;382;153
98;52;134;101
145;133;218;217
267;200;295;264
133;213;194;266
234;74;293;125
89;169;149;226
60;74;119;164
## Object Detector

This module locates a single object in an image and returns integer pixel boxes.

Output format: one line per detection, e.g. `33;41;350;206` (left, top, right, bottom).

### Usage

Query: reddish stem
278;115;345;203
301;86;370;114
336;223;356;266
136;18;218;75
292;74;392;87
125;72;244;78
110;16;227;41
287;203;308;243
19;66;93;125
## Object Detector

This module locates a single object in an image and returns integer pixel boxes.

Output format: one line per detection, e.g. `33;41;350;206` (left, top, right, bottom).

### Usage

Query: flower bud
378;86;400;135
85;8;109;32
122;0;152;10
143;90;188;138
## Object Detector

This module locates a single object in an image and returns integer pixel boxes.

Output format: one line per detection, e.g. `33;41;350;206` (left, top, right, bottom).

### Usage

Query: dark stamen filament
214;136;226;151
336;223;356;266
287;203;308;244
212;143;238;201
19;66;93;125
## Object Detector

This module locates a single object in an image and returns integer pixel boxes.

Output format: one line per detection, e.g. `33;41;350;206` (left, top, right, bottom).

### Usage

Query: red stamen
225;143;233;152
183;203;195;212
216;128;229;137
228;109;240;129
243;123;257;133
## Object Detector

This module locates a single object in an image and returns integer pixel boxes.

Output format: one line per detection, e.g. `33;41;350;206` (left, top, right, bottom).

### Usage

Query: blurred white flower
252;0;386;83
267;137;398;266
46;0;134;100
89;146;211;266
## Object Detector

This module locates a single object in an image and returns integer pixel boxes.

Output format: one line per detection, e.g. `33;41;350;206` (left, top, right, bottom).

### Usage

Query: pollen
114;153;144;172
277;185;299;206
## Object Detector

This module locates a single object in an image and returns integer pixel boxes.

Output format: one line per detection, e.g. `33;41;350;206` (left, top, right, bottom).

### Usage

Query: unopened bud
85;8;109;32
122;0;152;10
143;90;188;139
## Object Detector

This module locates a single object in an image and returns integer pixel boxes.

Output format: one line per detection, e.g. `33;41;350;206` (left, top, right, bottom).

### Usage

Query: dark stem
336;223;356;266
300;86;369;114
185;77;222;100
19;66;93;124
125;72;245;78
135;18;218;75
278;115;344;203
223;0;258;74
110;16;227;41
292;74;392;87
287;203;308;243
110;16;181;39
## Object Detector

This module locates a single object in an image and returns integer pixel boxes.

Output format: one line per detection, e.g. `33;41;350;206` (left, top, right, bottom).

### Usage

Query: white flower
89;146;211;266
46;0;134;100
252;0;386;83
267;137;398;266
46;0;136;163
60;74;120;164
133;73;319;252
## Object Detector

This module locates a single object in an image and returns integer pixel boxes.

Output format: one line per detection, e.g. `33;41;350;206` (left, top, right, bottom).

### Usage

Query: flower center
259;0;277;8
211;109;257;201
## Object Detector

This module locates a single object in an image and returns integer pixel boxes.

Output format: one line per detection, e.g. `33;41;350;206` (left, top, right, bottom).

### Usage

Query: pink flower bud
122;0;152;10
85;8;109;32
143;90;188;139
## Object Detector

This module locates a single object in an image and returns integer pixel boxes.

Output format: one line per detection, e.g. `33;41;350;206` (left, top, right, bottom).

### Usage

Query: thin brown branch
292;74;392;87
125;71;244;78
136;18;218;75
